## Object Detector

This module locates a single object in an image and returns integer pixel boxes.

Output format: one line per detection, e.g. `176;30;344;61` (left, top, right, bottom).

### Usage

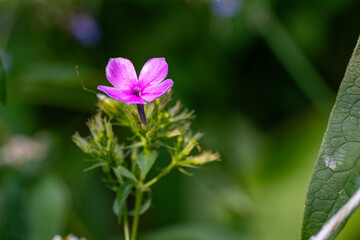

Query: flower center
132;86;142;97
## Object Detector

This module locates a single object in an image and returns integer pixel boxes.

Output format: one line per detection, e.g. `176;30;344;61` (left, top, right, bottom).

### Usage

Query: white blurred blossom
1;133;49;166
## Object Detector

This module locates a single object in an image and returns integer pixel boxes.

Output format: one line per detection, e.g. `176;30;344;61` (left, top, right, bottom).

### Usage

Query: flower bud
181;151;220;166
97;94;122;119
166;129;181;138
72;132;92;154
87;114;105;143
180;133;203;157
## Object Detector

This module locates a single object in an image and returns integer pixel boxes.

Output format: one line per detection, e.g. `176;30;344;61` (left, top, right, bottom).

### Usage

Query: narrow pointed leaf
112;182;133;224
113;166;138;183
129;197;151;216
302;36;360;240
83;162;107;172
136;151;156;178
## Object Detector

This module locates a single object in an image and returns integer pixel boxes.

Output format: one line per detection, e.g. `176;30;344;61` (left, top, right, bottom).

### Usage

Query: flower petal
141;79;173;102
139;58;168;88
97;85;145;104
105;58;138;90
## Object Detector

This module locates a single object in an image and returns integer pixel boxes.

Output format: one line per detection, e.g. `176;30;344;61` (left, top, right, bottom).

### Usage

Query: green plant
73;92;220;240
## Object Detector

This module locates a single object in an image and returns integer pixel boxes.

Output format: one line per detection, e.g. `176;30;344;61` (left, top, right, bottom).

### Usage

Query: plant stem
136;104;148;126
131;188;143;240
144;161;176;189
123;205;130;240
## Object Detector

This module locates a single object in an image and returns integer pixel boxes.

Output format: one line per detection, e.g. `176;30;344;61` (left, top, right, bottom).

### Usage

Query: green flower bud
72;132;92;154
181;151;220;166
180;133;203;157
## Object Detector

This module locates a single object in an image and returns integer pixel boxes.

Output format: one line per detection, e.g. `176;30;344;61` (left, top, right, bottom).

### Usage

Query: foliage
302;36;360;239
72;91;220;239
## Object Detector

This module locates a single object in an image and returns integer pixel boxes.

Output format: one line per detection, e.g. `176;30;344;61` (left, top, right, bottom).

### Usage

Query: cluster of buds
73;91;220;222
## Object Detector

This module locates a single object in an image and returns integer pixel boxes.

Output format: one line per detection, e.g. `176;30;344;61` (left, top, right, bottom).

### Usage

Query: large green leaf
302;36;360;239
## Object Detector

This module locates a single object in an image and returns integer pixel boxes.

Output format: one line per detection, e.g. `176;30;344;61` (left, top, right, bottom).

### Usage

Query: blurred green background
0;0;360;239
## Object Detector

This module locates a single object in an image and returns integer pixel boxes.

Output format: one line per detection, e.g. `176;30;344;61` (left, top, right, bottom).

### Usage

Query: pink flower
98;57;173;105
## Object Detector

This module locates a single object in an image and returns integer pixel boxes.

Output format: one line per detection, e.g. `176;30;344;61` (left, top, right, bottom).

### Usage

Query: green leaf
302;36;360;240
0;57;6;106
136;151;156;178
113;166;138;183
112;182;133;223
129;197;151;216
83;162;107;172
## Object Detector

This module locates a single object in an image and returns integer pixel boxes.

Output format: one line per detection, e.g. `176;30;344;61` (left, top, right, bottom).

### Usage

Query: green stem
144;161;176;189
124;205;130;240
131;188;143;240
245;0;334;112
